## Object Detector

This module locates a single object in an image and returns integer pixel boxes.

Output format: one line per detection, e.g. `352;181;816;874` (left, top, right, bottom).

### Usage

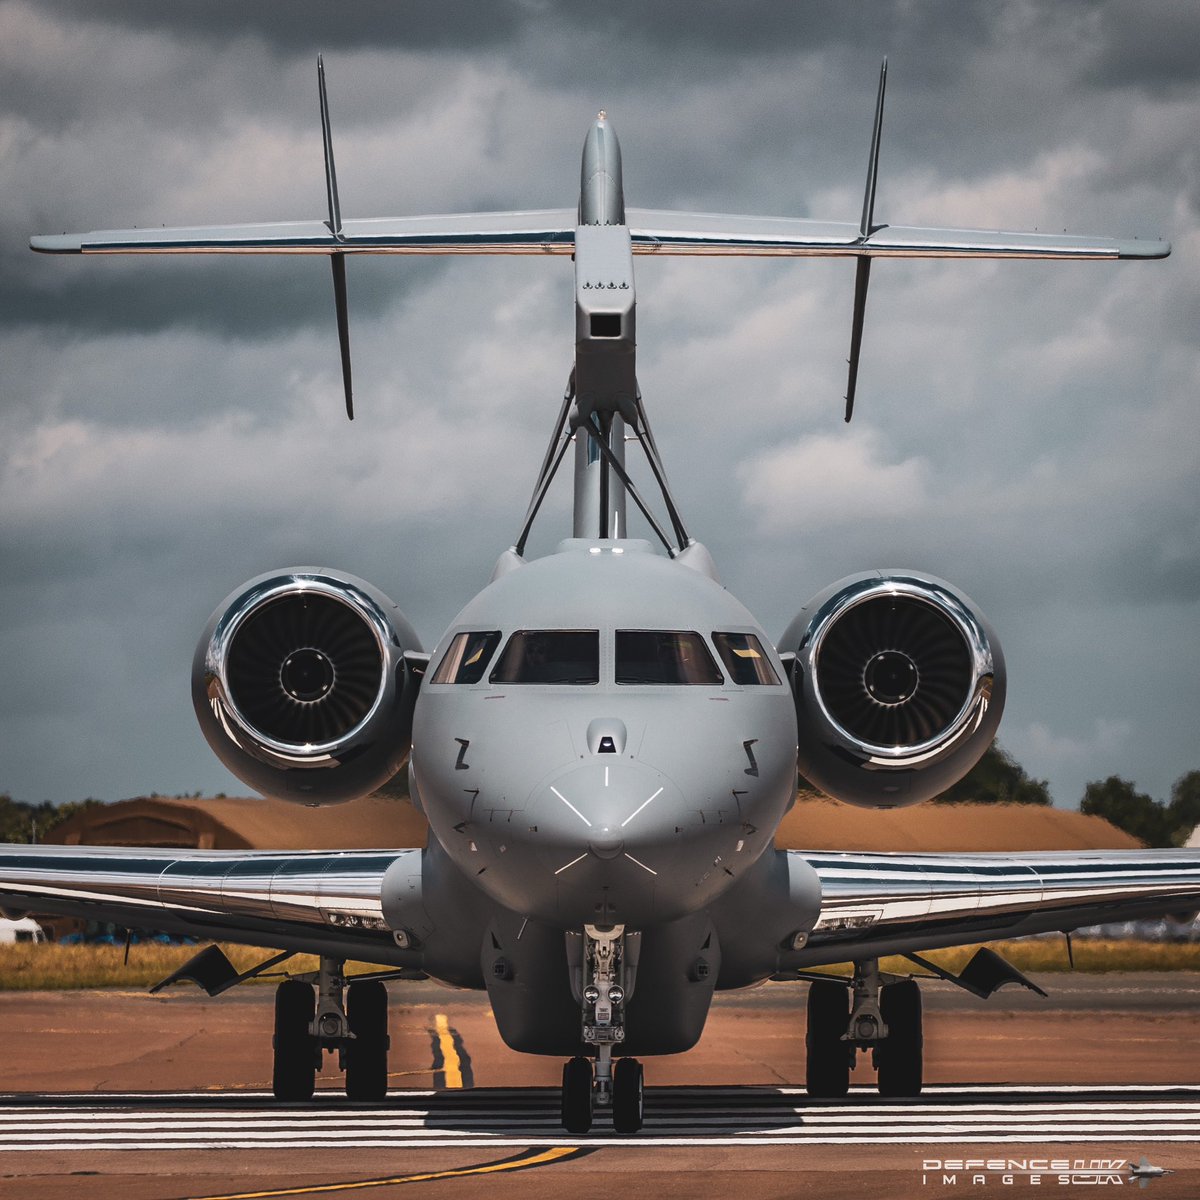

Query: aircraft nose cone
589;827;624;859
513;757;729;926
533;757;681;868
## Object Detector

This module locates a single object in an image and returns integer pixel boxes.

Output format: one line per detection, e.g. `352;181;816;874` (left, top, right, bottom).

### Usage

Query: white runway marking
0;1085;1198;1151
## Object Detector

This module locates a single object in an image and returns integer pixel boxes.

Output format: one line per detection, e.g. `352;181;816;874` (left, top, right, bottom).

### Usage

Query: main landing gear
272;956;391;1101
561;924;645;1134
805;958;923;1098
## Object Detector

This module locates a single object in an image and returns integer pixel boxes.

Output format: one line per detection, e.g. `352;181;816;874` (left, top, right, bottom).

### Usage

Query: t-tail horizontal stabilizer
30;60;1170;422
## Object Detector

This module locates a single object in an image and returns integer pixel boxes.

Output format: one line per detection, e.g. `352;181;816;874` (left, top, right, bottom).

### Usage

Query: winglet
318;55;343;240
860;58;887;240
318;56;353;419
844;59;887;423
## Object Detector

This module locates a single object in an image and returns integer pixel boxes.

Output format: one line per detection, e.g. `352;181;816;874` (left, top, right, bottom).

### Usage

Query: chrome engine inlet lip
205;573;392;760
804;576;996;765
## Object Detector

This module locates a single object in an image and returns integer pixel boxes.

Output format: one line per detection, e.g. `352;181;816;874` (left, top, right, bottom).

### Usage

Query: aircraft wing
626;210;1169;260
0;844;423;967
29;210;579;256
786;848;1200;969
30;209;1169;261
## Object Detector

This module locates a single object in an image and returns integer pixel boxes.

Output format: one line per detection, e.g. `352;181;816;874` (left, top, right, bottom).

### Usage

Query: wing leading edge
0;844;423;967
30;209;1168;260
785;848;1200;969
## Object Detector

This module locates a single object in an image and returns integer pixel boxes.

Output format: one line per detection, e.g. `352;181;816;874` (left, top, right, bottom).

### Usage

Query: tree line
934;747;1199;847
0;796;104;844
4;750;1199;849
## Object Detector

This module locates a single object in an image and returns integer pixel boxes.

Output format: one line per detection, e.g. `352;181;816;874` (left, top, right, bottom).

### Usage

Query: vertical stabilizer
573;115;634;538
579;112;626;227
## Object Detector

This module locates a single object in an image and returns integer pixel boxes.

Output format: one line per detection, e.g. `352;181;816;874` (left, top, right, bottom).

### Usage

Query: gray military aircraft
3;63;1196;1135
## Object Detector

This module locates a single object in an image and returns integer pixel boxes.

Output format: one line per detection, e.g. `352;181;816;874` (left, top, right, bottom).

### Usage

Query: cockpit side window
712;632;780;685
615;630;724;685
430;631;502;684
489;630;600;685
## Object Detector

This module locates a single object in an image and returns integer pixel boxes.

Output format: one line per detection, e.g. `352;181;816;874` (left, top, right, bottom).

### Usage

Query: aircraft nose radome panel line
5;61;1187;1135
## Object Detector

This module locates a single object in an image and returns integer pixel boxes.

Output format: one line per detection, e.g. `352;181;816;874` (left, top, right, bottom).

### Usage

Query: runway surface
1;974;1197;1198
2;1084;1200;1150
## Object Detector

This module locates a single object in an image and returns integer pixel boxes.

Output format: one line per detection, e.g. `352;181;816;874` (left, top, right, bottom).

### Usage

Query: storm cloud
1;1;1196;812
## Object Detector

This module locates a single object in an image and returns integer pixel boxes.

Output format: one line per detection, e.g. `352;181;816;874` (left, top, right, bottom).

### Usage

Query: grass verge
0;938;1197;990
0;943;389;991
809;939;1200;978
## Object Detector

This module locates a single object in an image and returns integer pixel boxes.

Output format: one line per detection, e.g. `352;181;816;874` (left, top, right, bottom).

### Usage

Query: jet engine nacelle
192;568;423;805
781;571;1005;808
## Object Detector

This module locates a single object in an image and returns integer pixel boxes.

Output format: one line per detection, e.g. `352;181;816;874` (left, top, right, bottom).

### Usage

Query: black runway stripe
0;1085;1198;1150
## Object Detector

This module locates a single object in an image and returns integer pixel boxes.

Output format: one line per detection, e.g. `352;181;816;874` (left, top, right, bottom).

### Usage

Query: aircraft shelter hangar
43;792;1142;854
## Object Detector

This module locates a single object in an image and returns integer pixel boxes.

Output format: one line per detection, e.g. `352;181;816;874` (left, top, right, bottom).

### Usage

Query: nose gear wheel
561;1055;594;1133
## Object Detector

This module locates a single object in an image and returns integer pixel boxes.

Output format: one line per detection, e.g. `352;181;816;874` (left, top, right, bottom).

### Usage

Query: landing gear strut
560;924;645;1133
803;958;924;1098
271;957;390;1101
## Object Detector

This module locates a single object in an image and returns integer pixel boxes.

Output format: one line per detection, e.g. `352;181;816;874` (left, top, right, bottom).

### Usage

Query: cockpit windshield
615;630;723;685
712;632;780;685
431;631;502;684
489;630;600;685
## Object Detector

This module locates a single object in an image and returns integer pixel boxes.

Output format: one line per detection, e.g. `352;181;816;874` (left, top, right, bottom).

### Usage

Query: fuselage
412;538;798;930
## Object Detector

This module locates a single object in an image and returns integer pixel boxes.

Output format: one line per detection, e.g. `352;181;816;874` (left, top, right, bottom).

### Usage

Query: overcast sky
1;1;1196;813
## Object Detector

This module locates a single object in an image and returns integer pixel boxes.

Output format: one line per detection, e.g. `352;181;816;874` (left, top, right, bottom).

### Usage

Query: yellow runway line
182;1146;588;1200
434;1012;463;1089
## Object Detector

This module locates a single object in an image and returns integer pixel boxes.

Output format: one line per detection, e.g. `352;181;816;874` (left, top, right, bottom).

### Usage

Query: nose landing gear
561;1051;646;1134
560;923;646;1133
